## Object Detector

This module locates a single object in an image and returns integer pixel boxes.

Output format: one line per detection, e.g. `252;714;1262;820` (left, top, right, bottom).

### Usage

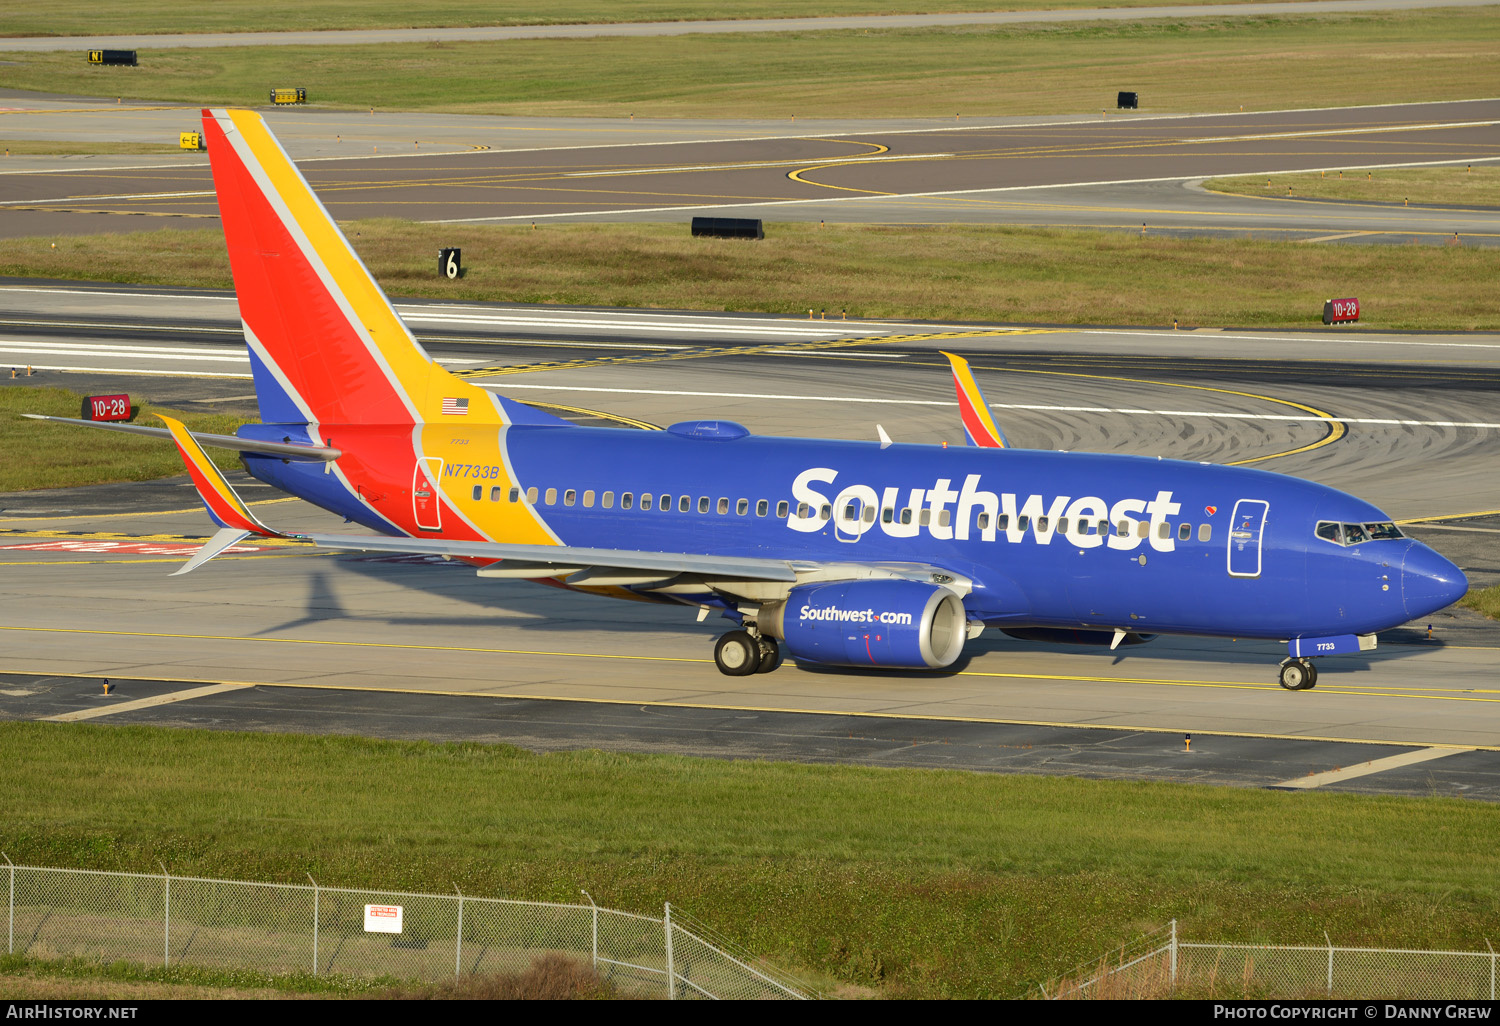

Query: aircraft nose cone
1402;542;1468;618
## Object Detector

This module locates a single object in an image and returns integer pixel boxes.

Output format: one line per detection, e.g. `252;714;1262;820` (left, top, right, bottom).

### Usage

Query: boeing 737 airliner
30;109;1469;689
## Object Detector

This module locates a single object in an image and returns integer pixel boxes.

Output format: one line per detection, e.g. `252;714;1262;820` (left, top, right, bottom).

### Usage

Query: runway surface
4;98;1498;241
2;284;1498;799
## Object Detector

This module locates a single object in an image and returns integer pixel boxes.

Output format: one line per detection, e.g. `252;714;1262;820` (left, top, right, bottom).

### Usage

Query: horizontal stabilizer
22;415;340;461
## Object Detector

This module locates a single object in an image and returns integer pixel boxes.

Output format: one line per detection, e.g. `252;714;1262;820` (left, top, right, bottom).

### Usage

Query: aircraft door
1227;499;1269;578
834;494;869;543
413;457;444;531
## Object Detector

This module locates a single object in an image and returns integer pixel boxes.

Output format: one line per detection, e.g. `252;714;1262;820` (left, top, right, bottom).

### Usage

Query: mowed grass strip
5;221;1499;330
2;11;1496;116
1461;584;1500;620
0;0;1277;38
0;139;185;156
0;387;247;491
1;722;1498;998
1207;166;1500;208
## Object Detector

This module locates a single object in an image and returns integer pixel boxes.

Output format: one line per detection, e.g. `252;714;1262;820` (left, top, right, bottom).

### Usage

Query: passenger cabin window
737;499;749;516
527;486;539;504
757;500;769;517
843;503;858;522
1037;517;1049;533
796;502;809;519
545;488;557;505
508;486;520;503
883;507;895;524
920;509;932;526
601;491;613;509
863;506;877;524
1198;524;1212;542
1179;523;1191;541
1136;521;1149;539
698;496;710;514
1117;519;1131;537
820;504;832;521
564;489;577;507
472;485;482;501
679;496;691;513
977;513;989;531
901;508;913;525
659;494;671;511
1157;522;1170;539
638;493;651;511
1016;515;1029;532
717;497;729;515
582;490;595;508
776;501;790;518
1098;519;1110;536
1056;517;1069;535
621;492;633;510
490;486;502;502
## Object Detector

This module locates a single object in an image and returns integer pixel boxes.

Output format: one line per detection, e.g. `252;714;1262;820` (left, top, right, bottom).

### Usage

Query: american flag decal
441;397;469;416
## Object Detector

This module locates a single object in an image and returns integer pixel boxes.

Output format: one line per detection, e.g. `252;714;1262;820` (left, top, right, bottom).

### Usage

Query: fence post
1487;938;1495;1001
1325;931;1334;998
454;886;464;981
581;890;598;970
308;874;319;976
1170;919;1178;988
664;902;675;1000
3;852;11;954
159;862;170;968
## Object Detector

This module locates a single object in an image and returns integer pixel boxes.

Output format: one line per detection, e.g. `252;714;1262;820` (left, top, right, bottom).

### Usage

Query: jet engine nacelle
761;580;967;669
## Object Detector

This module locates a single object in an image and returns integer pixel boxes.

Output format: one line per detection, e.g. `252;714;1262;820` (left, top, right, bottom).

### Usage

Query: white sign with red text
364;904;403;934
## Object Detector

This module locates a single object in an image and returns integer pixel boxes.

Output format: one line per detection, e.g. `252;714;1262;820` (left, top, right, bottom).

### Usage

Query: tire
714;630;761;676
754;636;783;674
1278;658;1316;691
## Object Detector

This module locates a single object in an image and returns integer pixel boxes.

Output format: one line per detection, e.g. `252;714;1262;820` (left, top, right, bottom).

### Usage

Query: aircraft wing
302;531;799;582
21;415;339;461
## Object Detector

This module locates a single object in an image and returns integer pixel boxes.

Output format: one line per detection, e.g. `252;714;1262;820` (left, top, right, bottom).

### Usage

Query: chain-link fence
1044;921;1500;1000
2;858;811;999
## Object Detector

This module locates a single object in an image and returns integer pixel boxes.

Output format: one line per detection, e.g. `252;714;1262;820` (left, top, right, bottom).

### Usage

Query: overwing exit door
1227;499;1269;578
413;457;444;531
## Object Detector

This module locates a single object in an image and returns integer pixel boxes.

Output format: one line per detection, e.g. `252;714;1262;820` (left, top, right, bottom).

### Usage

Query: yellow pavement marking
1274;746;1470;789
3;625;1497;698
44;683;251;723
1398;508;1500;524
456;328;1042;379
12;667;1498;754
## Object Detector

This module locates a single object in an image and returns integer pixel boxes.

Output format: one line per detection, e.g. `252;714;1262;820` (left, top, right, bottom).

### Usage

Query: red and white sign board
364;904;403;934
1322;297;1359;324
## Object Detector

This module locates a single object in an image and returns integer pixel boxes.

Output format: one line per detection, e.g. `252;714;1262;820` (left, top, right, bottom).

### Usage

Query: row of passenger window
466;484;1214;541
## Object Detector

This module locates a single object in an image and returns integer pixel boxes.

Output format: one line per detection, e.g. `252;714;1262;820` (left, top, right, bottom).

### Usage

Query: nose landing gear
1278;657;1318;691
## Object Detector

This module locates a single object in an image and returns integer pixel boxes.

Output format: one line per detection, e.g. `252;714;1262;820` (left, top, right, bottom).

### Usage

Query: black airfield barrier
691;217;764;240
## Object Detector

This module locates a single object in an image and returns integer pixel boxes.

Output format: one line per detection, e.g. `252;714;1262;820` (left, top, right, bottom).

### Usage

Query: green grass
3;11;1496;117
1;722;1497;998
4;220;1500;330
0;1;1280;38
1460;585;1500;621
0;386;248;492
0;139;186;156
1207;166;1500;208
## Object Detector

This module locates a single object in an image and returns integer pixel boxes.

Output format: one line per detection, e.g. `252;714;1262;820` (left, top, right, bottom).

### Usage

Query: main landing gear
1277;657;1318;691
713;629;783;676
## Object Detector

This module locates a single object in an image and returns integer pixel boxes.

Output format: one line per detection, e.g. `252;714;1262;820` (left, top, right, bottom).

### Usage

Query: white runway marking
1275;746;1469;789
44;683;251;722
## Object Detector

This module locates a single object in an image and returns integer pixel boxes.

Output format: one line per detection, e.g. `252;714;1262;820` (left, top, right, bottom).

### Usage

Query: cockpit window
1315;520;1404;547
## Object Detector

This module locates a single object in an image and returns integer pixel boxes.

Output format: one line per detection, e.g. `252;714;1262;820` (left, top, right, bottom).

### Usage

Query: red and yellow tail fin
201;108;497;428
942;351;1009;448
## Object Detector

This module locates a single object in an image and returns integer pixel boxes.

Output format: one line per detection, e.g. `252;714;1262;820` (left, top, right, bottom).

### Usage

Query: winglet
942;351;1009;448
158;414;287;572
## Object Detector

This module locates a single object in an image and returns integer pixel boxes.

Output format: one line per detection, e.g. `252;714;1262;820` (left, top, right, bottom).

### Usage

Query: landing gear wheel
714;630;761;676
1278;657;1318;691
753;636;783;674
